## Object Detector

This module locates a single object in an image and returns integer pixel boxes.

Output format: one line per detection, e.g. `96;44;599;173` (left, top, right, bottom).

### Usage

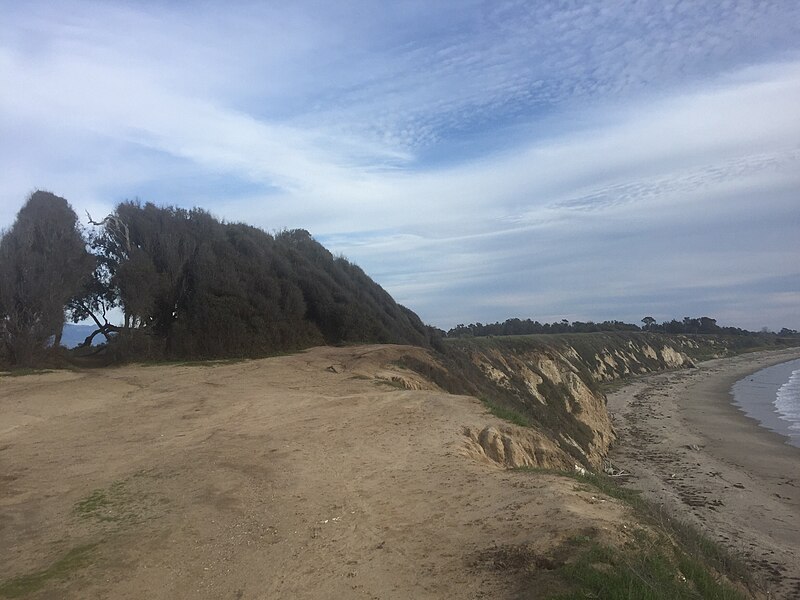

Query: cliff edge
393;332;769;469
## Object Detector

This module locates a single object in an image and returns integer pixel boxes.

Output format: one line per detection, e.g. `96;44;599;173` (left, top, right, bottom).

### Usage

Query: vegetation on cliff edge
1;193;432;366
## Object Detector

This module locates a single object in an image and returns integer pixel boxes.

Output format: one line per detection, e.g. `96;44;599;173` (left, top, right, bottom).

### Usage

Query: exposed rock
660;346;693;368
374;371;440;391
519;367;546;404
642;344;658;360
477;360;512;388
462;425;572;470
534;355;564;384
384;334;701;471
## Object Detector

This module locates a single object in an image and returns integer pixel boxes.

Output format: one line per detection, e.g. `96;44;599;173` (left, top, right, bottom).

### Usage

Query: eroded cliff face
393;333;700;470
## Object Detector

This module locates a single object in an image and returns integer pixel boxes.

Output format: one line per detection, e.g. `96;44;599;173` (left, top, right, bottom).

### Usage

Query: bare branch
85;211;105;226
85;211;131;255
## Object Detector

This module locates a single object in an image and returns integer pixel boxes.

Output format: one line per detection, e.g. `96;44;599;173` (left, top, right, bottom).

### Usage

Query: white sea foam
775;368;800;433
731;358;800;448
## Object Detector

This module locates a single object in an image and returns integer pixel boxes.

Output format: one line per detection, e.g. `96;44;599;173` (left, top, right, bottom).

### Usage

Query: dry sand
607;347;800;598
1;345;637;600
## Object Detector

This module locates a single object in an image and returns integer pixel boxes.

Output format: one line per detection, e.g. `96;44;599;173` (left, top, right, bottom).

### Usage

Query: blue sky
1;0;799;330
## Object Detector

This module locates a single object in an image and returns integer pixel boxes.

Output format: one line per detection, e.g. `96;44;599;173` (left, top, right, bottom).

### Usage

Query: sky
1;0;799;331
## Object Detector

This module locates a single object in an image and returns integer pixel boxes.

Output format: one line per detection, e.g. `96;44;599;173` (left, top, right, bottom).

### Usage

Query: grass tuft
514;468;750;599
0;368;55;377
73;476;166;526
0;544;96;598
550;539;745;599
74;481;133;523
481;397;532;427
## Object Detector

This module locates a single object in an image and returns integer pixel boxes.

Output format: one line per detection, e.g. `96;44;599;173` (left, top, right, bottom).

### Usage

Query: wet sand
607;347;800;598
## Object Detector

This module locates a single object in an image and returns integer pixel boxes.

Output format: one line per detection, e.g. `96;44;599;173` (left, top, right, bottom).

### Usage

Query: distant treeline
0;191;431;367
445;316;799;339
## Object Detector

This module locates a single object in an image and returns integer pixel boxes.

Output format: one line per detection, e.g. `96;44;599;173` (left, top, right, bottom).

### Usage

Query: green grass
551;539;744;600
73;475;166;526
1;472;169;597
74;490;121;522
568;470;748;585
0;368;55;377
514;469;750;599
481;397;532;427
74;481;132;523
0;544;96;598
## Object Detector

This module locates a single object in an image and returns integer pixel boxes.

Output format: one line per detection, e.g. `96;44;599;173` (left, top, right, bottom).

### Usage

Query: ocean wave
775;368;800;432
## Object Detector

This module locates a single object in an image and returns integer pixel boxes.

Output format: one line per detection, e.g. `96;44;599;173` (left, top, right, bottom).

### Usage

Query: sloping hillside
0;346;632;599
0;344;752;599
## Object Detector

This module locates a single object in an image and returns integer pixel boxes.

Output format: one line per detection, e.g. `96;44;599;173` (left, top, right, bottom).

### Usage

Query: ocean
731;358;800;448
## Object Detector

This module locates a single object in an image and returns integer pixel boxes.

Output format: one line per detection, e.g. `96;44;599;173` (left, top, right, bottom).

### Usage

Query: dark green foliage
447;318;641;337
0;192;94;366
1;193;432;366
92;202;430;360
447;315;797;339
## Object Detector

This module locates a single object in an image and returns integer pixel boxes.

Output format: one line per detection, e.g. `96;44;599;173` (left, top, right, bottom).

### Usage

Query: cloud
1;1;799;330
319;66;800;327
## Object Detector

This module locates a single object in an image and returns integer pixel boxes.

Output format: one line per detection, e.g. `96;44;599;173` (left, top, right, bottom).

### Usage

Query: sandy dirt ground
1;345;637;600
607;347;800;598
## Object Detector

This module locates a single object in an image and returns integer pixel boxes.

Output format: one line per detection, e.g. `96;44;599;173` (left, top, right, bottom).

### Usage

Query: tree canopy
0;191;93;366
72;200;431;360
445;315;779;338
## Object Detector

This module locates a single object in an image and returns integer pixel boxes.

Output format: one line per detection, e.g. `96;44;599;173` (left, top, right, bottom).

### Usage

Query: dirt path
1;345;634;600
607;348;800;598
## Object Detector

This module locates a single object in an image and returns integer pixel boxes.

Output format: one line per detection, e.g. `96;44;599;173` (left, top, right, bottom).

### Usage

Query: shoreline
732;358;800;448
607;347;800;598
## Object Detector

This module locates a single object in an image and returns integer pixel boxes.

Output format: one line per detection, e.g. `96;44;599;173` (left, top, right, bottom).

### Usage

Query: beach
607;347;800;597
